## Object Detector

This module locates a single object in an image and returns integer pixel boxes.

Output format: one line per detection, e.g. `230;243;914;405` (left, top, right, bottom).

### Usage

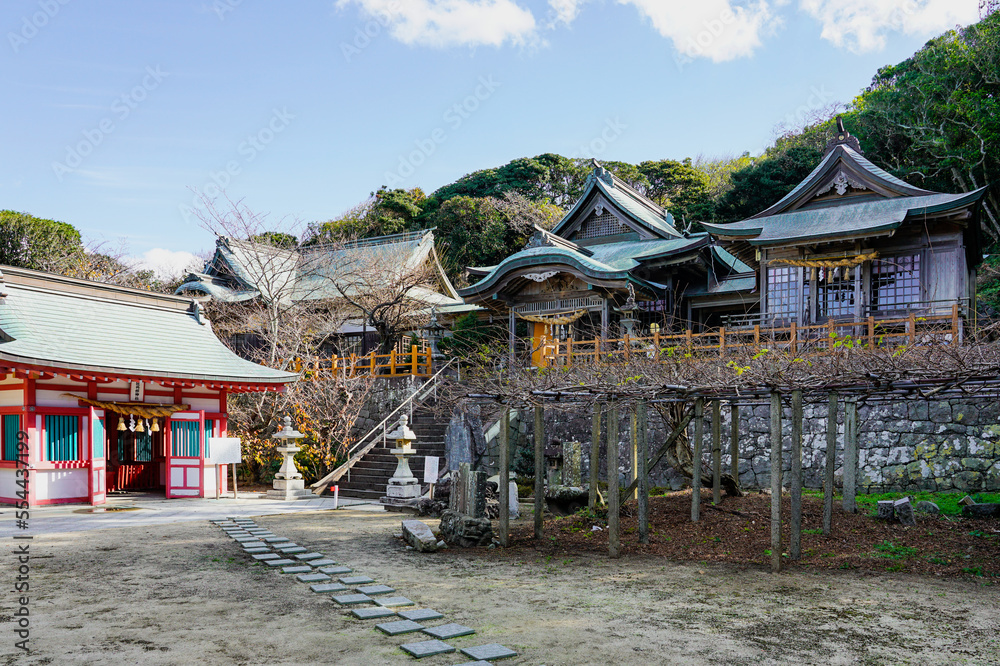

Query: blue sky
0;0;981;276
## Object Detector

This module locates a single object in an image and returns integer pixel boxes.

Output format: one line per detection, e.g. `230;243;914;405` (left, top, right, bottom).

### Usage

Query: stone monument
266;415;314;500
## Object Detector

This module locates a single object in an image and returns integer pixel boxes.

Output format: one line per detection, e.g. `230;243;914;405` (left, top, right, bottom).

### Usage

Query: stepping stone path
399;640;455;659
338;576;374;585
422;623;475;640
376;620;424;636
332;594;373;606
376;596;414;608
397;609;444;622
310;583;347;594
460;643;519;661
352;607;397;620
212;517;523;661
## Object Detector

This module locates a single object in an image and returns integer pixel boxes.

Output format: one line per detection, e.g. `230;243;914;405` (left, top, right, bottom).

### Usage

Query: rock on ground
402;519;439;552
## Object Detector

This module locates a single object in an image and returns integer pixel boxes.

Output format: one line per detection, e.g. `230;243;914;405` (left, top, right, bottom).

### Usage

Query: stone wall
492;398;1000;494
350;376;423;440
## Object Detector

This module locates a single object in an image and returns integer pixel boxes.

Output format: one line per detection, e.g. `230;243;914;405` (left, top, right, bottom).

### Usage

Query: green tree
714;146;823;223
424;196;524;281
638;158;714;228
0;210;84;272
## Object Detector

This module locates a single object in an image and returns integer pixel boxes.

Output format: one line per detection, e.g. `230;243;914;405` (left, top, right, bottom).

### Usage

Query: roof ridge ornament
825;115;864;155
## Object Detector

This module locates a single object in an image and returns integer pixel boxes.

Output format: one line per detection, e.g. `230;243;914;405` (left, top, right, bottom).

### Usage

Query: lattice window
818;268;855;318
767;266;798;319
872;254;921;311
575;210;629;239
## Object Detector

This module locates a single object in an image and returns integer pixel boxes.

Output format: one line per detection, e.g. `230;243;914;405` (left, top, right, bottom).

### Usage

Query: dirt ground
4;506;999;666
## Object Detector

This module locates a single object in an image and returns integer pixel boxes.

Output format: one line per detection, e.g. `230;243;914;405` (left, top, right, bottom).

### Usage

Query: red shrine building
0;267;296;507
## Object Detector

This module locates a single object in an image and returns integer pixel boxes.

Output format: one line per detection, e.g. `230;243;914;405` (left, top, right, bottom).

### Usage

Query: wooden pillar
607;404;620;558
790;389;803;561
691;398;704;522
534;404;544;539
637;400;649;544
843;397;858;513
589;402;601;509
730;403;739;481
600;298;610;346
711;400;721;505
822;392;838;535
630;411;638;501
508;309;516;363
499;406;510;547
770;390;782;573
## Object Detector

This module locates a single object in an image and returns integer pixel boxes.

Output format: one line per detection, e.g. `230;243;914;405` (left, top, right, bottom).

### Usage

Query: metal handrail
310;357;455;493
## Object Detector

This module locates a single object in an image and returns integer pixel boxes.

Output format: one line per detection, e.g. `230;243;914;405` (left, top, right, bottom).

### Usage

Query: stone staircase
336;404;447;501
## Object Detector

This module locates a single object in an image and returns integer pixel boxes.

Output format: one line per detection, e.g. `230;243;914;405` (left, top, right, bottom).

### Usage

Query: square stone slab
240;541;267;549
351;607;397;620
397;609;444;622
399;640;455;659
332;594;373;606
356;584;394;596
377;596;415;608
310;582;347;594
252;553;281;561
263;536;290;543
233;536;259;543
276;546;307;554
317;565;352;575
308;559;337;568
296;573;331;583
243;547;270;554
294;552;324;560
376;620;424;636
281;565;313;574
338;575;375;585
273;542;299;549
422;623;475;640
455;662;492;666
460;644;518;661
263;559;296;567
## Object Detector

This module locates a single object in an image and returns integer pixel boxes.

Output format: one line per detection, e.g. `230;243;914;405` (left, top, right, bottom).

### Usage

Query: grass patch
872;540;919;560
855;491;1000;516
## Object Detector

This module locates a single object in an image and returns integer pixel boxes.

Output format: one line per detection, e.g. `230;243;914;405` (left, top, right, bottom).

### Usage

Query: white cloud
138;248;200;281
548;0;587;24
799;0;980;53
617;0;779;62
337;0;538;48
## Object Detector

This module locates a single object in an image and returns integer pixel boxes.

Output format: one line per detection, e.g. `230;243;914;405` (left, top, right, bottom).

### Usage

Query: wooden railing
536;304;963;366
286;345;433;379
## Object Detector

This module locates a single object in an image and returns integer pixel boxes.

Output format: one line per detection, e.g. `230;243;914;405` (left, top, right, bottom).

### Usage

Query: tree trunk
654;403;742;497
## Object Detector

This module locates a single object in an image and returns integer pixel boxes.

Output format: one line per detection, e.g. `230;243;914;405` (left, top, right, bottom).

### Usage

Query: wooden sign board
209;437;242;465
423;456;439;484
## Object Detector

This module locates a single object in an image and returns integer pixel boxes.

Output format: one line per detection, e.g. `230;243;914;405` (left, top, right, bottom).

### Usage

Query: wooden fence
536;305;962;366
286;345;433;379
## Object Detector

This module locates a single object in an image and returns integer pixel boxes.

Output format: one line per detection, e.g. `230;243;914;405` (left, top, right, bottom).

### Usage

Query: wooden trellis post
823;392;838;534
499;406;510;547
843;397;859;513
770;390;783;573
711;400;722;504
691;398;704;522
637;400;649;544
730;403;739;481
534;405;544;539
589;402;601;509
790;389;803;560
607;403;620;558
630;411;639;501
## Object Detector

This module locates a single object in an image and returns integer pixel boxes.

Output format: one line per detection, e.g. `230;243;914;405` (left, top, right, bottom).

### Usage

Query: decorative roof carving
824;116;863;155
523;271;559;283
816;171;869;196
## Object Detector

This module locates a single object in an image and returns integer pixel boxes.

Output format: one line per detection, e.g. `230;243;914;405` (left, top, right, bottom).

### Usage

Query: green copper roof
0;268;296;385
704;189;986;246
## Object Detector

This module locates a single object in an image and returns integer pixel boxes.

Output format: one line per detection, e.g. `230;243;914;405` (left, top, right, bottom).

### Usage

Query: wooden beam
534;405;544;540
691;398;704;522
823;392;838;535
607;403;620;558
770;390;782;574
619;404;695;501
790;389;803;561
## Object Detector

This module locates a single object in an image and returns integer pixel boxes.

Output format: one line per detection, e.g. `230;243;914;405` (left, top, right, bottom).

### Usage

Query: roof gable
551;163;681;242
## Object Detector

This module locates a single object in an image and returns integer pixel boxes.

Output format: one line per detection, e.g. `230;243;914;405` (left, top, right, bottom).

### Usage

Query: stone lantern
266;415;314;500
424;307;446;362
380;414;423;506
619;283;639;339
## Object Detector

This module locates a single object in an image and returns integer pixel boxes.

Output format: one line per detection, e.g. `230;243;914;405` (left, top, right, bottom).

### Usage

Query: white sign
209;437;242;465
423;456;439;484
129;381;144;401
